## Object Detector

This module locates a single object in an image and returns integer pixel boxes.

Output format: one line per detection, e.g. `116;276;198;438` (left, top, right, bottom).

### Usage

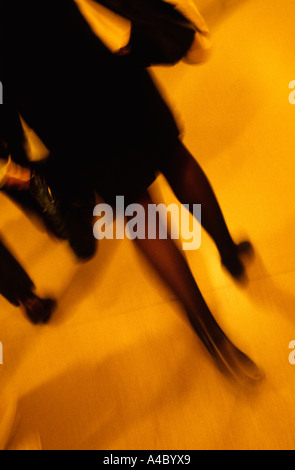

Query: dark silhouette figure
0;238;56;324
0;109;58;323
1;0;262;383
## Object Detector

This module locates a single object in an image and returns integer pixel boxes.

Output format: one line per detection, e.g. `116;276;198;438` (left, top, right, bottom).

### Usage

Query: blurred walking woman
1;0;262;383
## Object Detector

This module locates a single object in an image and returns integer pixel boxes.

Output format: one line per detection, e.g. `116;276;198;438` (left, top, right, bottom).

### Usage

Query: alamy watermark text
93;196;201;250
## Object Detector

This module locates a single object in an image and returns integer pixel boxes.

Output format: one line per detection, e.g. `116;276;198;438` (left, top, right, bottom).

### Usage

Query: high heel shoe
221;241;254;281
209;336;264;384
18;292;57;324
64;190;97;262
190;316;264;384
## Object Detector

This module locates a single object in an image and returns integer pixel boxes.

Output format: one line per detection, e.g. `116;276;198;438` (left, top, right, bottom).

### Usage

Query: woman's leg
160;141;253;279
128;190;262;382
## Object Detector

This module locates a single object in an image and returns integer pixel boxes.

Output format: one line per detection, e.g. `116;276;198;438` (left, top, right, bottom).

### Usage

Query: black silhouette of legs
160;141;253;279
127;191;262;383
0;239;56;324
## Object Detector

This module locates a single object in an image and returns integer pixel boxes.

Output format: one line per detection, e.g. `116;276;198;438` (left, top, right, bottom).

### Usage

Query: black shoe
18;293;57;324
68;226;97;261
191;315;264;384
64;191;97;262
221;241;254;281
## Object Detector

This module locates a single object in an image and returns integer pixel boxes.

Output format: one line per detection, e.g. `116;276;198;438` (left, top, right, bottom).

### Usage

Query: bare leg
129;191;262;383
160;141;254;279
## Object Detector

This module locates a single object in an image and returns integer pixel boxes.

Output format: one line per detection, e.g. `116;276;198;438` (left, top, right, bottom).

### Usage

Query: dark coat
1;0;180;204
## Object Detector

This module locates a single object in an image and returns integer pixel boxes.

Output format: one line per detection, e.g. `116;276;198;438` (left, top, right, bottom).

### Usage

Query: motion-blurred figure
0;111;58;323
1;0;262;382
0;238;56;324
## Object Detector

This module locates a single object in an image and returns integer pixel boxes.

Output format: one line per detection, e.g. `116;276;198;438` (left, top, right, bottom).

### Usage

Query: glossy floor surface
1;0;295;450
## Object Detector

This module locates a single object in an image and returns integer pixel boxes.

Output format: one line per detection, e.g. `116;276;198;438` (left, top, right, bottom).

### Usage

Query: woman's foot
221;241;254;281
212;335;264;384
18;292;57;324
190;315;263;384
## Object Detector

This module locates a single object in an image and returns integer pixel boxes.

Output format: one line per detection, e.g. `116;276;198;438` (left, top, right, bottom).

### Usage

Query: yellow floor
1;0;295;450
